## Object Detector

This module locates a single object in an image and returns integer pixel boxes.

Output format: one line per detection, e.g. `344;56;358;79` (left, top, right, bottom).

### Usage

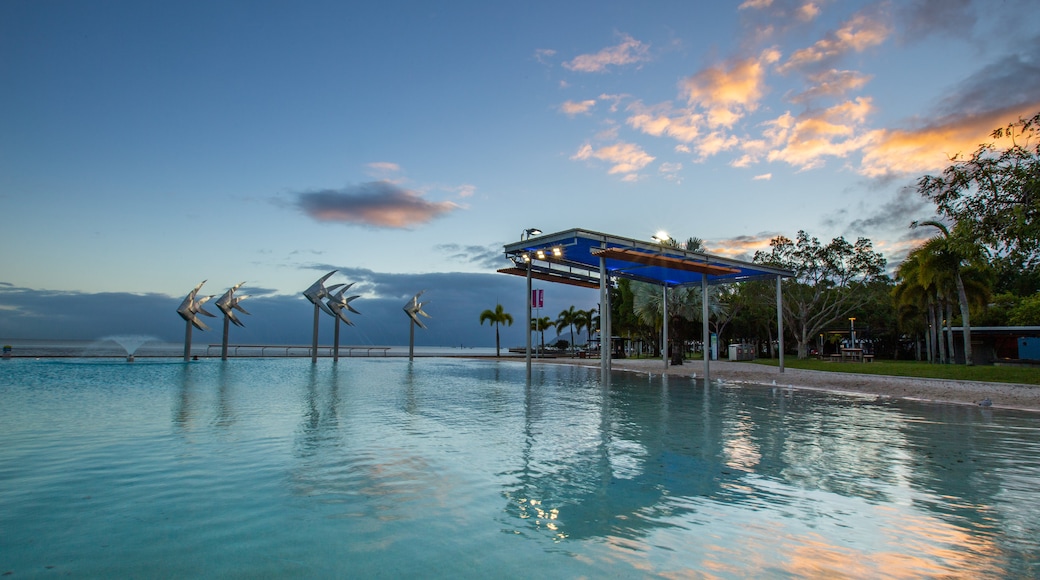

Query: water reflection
498;367;1040;575
2;358;1039;577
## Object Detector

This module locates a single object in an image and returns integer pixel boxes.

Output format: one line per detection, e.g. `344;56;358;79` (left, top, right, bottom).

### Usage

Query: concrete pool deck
531;357;1040;413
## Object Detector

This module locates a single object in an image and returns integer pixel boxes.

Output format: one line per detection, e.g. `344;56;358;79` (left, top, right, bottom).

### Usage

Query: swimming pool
1;358;1038;577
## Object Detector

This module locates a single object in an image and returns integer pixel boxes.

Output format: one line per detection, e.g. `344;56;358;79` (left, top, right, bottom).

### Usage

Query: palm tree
531;316;553;354
915;220;984;366
574;310;589;351
556;306;579;355
585;308;599;348
479;304;513;357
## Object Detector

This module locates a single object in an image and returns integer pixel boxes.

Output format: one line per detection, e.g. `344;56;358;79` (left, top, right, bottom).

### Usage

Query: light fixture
521;253;530;262
652;231;670;243
522;228;542;240
536;250;546;260
552;247;562;257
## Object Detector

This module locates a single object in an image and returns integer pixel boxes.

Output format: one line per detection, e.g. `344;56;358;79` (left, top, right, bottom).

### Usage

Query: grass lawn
747;357;1040;386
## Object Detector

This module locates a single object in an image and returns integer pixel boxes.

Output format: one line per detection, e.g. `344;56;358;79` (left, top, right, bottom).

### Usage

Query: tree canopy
918;111;1040;273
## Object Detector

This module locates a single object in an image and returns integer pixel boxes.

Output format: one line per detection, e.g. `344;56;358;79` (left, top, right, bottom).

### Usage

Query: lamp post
849;317;856;348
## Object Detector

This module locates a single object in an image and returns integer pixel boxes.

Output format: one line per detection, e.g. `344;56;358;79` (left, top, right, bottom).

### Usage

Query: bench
829;353;842;362
863;354;875;362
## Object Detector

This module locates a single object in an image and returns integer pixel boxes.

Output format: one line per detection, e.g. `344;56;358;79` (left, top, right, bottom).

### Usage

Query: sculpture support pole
333;320;341;362
184;320;193;362
221;316;230;361
311;303;320;363
409;320;415;361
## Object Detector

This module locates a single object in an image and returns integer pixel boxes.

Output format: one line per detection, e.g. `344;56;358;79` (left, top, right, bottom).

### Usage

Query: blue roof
500;228;794;287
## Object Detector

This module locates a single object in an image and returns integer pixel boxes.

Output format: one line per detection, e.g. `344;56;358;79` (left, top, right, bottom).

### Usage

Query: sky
2;0;1039;348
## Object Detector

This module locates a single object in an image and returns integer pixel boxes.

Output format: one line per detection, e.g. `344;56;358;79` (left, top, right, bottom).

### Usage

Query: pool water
1;358;1038;578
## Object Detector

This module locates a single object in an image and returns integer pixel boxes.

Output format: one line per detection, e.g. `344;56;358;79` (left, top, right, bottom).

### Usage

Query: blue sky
2;0;1039;347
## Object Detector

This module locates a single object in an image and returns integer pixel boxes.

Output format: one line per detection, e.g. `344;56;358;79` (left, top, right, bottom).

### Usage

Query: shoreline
525;357;1040;413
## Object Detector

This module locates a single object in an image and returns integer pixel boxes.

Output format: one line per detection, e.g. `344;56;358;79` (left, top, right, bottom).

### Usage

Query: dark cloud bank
0;270;596;349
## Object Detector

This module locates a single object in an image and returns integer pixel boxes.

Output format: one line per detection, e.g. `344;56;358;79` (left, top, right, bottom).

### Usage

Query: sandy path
526;357;1040;413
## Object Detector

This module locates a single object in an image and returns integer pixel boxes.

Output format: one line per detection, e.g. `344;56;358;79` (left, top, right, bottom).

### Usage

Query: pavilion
500;228;795;380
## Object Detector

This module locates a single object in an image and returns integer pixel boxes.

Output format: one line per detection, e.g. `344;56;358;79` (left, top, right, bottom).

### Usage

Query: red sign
532;289;544;308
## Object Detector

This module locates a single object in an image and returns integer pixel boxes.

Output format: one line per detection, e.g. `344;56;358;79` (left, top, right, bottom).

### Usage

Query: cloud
797;2;821;21
842;187;934;235
626;102;703;142
896;0;975;40
779;12;890;72
681;48;781;128
434;243;509;271
858;103;1040;178
0;272;598;349
706;232;781;261
366;161;400;173
933;42;1040;120
789;69;872;103
534;48;557;65
759;97;874;170
753;173;772;180
563;33;651;73
571;141;656;176
559;99;597;116
295;181;461;229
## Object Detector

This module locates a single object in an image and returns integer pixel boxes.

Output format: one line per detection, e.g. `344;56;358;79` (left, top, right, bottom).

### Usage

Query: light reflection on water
0;358;1038;578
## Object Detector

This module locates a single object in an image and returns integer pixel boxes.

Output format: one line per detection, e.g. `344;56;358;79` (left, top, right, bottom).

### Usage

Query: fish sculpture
303;270;341;317
215;282;251;327
177;280;217;331
327;283;361;325
403;290;431;329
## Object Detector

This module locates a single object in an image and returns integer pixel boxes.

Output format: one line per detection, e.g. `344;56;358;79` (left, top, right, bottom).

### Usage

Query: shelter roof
500;228;794;288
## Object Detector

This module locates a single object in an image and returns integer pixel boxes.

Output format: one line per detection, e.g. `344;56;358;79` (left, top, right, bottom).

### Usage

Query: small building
948;326;1040;365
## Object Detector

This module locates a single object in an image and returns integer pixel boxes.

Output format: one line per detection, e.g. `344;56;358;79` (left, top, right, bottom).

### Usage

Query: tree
912;220;986;365
556;306;579;355
585;308;599;346
631;281;710;365
530;316;554;353
1010;292;1040;325
479;304;513;357
573;309;590;350
754;231;886;359
918;111;1040;273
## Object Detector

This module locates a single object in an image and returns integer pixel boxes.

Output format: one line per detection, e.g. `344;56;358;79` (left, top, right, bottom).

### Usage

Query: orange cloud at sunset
560;99;596;116
626;103;703;143
858;104;1040;178
780;13;889;72
757;97;873;169
682;49;781;128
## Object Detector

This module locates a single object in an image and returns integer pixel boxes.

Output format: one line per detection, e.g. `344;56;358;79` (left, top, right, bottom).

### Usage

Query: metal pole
333;319;340;362
221;316;230;361
662;284;668;370
311;303;320;363
702;273;710;381
777;275;785;373
183;319;192;362
526;258;532;379
600;251;609;377
409;320;415;361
